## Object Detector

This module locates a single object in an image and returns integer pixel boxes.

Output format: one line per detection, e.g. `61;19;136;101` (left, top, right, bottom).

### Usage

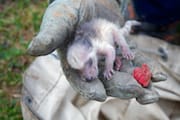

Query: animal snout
82;66;99;81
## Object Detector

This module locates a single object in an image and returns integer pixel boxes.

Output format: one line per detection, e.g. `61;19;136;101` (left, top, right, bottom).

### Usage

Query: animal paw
114;56;122;71
122;48;134;60
103;69;114;80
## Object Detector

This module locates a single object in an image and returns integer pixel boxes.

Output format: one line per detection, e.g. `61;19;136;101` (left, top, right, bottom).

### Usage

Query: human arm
27;0;167;103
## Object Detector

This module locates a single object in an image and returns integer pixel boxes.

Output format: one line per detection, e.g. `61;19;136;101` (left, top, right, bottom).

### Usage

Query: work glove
27;0;167;104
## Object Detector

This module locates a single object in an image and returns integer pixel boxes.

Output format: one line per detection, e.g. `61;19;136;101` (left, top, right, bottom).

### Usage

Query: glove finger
136;83;159;105
100;71;144;99
28;0;81;56
101;59;160;104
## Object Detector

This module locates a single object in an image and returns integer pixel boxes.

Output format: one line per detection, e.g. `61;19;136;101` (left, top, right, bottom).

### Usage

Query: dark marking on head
72;19;104;51
73;19;103;49
81;35;93;48
77;20;98;38
74;32;93;49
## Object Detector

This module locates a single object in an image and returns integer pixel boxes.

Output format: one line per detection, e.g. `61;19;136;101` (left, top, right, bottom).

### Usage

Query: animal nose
85;74;97;81
85;78;91;81
85;77;93;81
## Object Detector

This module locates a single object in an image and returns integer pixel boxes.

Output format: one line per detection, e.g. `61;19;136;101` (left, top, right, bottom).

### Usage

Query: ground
0;0;47;119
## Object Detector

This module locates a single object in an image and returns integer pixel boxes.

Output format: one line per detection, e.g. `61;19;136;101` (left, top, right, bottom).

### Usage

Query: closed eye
86;58;93;67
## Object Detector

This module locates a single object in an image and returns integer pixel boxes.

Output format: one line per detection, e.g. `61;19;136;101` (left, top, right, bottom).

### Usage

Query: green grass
0;0;48;119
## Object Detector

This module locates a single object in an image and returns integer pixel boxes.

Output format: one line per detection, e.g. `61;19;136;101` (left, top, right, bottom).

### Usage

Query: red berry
133;64;152;87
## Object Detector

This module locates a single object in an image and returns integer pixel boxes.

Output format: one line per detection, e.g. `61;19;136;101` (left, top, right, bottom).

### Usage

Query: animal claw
122;50;134;60
115;57;122;71
103;69;114;80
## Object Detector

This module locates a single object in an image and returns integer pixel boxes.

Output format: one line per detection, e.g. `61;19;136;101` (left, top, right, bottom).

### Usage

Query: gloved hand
27;0;167;104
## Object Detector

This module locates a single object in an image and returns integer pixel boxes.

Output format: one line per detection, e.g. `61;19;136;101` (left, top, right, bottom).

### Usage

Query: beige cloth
21;35;180;120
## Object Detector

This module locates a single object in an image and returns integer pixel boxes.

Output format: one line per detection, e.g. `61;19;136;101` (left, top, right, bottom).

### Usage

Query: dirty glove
27;0;167;104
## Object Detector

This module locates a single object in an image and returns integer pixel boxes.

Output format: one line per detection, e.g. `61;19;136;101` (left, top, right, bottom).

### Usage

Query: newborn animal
67;18;140;80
